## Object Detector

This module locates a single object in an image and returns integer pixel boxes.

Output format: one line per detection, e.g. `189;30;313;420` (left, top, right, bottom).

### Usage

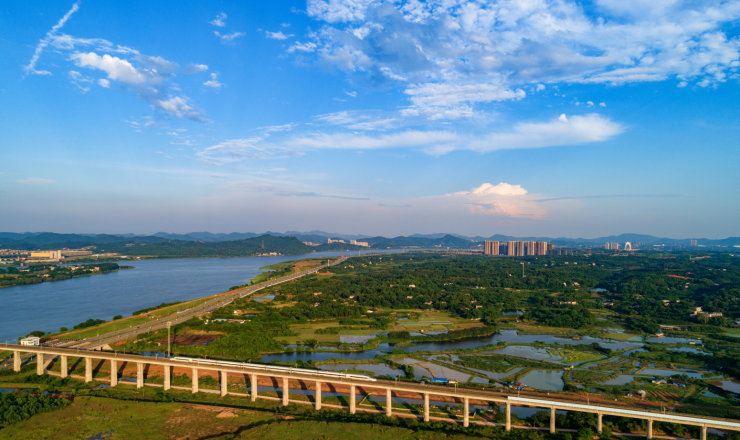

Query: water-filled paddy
519;370;565;391
639;368;704;378
318;363;402;377
601;375;635;385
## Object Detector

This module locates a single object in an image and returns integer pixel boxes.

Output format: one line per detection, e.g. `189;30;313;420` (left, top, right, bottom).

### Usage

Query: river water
0;250;392;342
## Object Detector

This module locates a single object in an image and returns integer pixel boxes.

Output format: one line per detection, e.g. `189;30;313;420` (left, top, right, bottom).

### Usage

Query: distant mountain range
1;231;738;252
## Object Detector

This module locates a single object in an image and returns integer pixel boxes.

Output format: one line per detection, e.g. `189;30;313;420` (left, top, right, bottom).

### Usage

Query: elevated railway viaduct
3;343;739;439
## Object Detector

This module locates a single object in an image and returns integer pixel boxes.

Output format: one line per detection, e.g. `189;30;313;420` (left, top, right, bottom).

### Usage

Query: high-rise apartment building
484;240;500;255
690;239;698;246
507;241;517;256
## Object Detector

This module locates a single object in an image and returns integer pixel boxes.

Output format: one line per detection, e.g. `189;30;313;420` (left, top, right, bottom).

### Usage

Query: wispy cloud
266;31;294;40
18;177;56;185
209;12;227;28
203;72;223;89
534;194;687;202
274;191;369;200
214;31;245;43
23;2;80;76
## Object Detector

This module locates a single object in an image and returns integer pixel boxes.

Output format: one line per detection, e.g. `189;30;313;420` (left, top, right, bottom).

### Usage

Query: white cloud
345;91;357;97
71;52;146;84
266;31;294;40
210;12;227;27
214;31;245;43
271;168;288;171
203;72;223;89
155;97;207;122
293;113;622;154
98;78;110;88
295;0;740;118
258;123;298;133
68;70;92;92
183;64;208;74
197;138;303;164
288;41;317;53
18;177;56;185
599;102;606;107
587;101;594;106
443;182;547;219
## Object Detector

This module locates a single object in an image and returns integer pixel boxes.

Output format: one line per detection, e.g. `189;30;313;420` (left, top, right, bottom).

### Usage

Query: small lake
519;370;565;391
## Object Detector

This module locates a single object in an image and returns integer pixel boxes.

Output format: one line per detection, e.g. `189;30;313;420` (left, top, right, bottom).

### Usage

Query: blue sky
1;0;739;238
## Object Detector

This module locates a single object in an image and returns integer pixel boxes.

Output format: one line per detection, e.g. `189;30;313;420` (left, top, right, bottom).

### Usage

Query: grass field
0;395;496;440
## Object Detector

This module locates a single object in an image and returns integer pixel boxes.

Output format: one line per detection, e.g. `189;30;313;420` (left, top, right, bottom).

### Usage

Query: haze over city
3;0;740;237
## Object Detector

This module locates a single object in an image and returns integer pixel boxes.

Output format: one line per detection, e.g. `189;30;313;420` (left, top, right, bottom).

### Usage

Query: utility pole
166;321;172;358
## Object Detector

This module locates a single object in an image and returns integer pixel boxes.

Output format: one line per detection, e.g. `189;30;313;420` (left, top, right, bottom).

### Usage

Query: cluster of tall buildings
605;243;620;250
484;240;554;256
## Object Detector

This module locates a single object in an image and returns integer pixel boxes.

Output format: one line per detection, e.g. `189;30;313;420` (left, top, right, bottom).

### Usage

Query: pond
647;336;702;344
260;330;642;363
668;347;712;355
318;363;403;377
703;390;722;398
393;357;425;366
519;370;565;391
464;366;524;381
600;375;635;385
639;368;705;378
339;335;376;344
253;293;275;302
716;380;740;393
503;310;524;316
490;346;563;363
417;363;472;381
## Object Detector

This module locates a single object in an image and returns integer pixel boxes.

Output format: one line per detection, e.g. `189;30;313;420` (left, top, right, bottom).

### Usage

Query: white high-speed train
172;356;377;382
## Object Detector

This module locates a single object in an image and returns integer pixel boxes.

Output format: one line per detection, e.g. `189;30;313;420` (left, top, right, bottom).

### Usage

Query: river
0;250;395;342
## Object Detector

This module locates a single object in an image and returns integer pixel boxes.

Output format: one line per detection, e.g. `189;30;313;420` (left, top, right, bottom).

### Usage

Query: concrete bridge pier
220;371;228;397
349;384;356;414
597;412;603;434
110;360;117;386
315;381;322;410
137;362;144;389
423;393;429;422
463;397;470;427
250;374;257;402
192;368;198;393
647;419;653;439
386;389;392;417
550;407;556;433
701;425;707;440
13;351;20;372
85;357;93;382
282;378;290;406
505;403;511;431
163;365;170;391
36;353;44;375
60;355;68;378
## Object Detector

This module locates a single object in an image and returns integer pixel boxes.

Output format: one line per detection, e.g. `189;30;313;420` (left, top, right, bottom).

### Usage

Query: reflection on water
491;346;562;362
668;347;712;355
418;363;471;381
253;293;275;302
703;390;722;398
